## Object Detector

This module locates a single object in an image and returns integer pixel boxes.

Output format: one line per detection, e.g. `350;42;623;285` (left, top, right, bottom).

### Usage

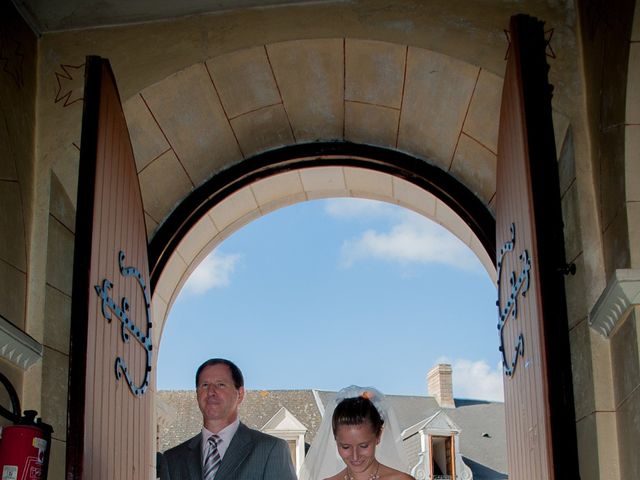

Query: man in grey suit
160;358;297;480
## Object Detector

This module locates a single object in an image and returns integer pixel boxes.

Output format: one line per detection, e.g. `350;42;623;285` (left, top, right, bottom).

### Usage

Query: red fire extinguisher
0;372;53;480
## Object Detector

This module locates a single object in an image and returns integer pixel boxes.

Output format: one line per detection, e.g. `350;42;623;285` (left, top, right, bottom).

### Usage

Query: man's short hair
195;358;244;389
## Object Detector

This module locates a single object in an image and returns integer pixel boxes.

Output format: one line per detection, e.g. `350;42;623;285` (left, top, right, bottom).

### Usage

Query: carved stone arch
147;142;496;343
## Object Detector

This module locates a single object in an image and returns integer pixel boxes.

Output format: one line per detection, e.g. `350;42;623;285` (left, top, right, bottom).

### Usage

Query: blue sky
157;198;504;402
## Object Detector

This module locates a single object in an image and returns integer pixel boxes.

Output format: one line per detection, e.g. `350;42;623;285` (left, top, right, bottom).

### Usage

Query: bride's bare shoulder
379;464;415;480
323;471;346;480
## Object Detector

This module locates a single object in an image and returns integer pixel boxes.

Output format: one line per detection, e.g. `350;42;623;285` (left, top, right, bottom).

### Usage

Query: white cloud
436;356;504;402
182;250;242;295
339;209;479;271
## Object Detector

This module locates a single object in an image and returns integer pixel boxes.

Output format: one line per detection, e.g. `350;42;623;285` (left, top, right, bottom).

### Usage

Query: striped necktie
203;435;221;480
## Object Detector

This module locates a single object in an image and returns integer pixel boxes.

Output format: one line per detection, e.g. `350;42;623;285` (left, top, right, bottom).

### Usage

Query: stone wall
0;0;38;425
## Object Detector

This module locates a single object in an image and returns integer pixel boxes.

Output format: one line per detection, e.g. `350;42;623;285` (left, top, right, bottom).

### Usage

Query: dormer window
430;434;455;479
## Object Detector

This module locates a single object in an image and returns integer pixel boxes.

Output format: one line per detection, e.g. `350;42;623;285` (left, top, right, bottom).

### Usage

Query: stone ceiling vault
127;39;503;238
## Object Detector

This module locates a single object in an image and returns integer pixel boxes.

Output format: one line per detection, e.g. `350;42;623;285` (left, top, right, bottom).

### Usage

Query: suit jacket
161;422;297;480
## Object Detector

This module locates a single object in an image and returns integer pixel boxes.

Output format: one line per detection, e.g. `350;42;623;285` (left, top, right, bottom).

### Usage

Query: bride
299;386;415;480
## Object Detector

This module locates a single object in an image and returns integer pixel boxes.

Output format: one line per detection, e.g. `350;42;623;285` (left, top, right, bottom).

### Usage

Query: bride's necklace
344;461;380;480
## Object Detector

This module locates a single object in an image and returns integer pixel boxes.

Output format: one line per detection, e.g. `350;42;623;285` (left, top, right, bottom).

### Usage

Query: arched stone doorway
149;143;500;479
117;37;512;341
124;37;508;478
120;34;512;479
130;24;577;479
148;143;498;339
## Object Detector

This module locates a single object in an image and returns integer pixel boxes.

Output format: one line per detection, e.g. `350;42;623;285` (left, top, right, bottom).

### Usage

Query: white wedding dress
299;386;411;480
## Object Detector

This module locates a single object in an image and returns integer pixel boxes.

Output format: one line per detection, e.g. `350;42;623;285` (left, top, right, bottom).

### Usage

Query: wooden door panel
496;15;579;480
67;56;153;480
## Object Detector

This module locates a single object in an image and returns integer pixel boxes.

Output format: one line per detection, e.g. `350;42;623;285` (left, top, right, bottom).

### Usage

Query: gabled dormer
403;410;473;480
261;407;307;475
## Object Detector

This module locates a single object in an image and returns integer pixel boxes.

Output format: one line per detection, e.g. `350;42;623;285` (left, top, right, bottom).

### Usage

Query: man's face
196;363;245;430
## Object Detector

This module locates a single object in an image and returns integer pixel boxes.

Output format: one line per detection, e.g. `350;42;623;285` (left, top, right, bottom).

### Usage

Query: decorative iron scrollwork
95;251;153;396
497;223;531;377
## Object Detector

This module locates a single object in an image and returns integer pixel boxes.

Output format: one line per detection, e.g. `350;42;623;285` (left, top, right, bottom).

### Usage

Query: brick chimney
428;364;455;408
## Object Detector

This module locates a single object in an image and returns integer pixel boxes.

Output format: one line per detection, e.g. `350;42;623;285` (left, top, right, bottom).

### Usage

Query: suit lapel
215;423;254;479
187;434;202;479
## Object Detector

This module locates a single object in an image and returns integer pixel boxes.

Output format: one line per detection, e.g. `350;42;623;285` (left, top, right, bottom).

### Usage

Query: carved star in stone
544;28;556;59
55;63;85;107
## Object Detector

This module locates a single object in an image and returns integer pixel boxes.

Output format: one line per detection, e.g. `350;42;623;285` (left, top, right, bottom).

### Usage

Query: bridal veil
299;386;411;480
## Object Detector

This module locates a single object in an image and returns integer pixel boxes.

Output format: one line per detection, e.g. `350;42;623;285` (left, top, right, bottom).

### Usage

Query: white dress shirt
201;418;240;462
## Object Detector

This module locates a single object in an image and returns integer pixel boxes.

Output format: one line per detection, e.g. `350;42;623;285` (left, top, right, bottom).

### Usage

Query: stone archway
147;143;498;346
120;38;509;340
141;25;582;479
147;143;499;479
123;37;575;354
127;38;571;476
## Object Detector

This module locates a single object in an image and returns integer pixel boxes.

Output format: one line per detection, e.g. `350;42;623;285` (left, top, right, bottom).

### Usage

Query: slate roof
239;390;323;442
157;389;323;451
314;391;507;478
157;389;506;478
156;390;203;450
446;400;508;479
